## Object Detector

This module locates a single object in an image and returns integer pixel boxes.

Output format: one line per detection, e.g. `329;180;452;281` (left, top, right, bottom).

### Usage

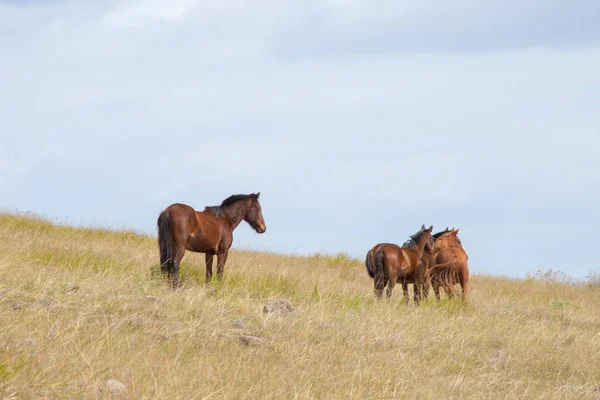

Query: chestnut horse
431;228;467;258
421;228;464;279
157;193;266;287
365;228;449;303
429;229;469;300
370;225;434;301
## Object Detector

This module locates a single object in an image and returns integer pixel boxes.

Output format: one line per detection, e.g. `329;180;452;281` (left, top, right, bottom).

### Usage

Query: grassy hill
0;213;599;399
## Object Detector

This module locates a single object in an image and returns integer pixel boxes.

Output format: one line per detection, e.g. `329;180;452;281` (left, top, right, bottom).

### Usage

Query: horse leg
402;282;409;304
170;246;185;289
216;249;228;281
423;279;431;300
374;276;387;299
446;285;455;299
386;274;397;299
415;262;429;304
205;253;215;284
422;262;431;300
433;282;441;301
459;268;469;300
414;282;422;305
413;269;425;305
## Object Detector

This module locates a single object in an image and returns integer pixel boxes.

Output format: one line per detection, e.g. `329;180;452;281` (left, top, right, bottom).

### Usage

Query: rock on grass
239;335;269;346
262;299;294;315
104;379;126;394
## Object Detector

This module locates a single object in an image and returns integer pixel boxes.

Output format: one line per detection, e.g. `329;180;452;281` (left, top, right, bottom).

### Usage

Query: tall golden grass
0;213;599;399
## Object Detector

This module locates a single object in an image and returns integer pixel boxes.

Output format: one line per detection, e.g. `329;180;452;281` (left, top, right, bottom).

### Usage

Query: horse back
379;244;418;277
163;203;198;235
188;210;232;252
434;247;468;266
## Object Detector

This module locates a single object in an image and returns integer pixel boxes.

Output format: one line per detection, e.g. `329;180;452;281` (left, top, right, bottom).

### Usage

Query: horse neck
433;238;459;254
222;201;249;230
414;236;428;258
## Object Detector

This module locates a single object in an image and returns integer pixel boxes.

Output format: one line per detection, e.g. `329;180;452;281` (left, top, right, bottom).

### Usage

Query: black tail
365;251;376;279
375;249;385;281
157;211;174;274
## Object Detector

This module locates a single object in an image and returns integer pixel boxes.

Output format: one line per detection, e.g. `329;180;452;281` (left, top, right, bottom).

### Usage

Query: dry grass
0;213;599;399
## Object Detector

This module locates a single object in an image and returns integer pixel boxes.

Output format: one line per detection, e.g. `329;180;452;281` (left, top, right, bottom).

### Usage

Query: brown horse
429;229;469;300
157;193;266;287
371;225;434;301
366;228;450;303
432;228;466;256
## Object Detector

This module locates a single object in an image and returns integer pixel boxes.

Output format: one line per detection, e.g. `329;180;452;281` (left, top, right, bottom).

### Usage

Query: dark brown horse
157;193;266;287
370;225;434;301
428;229;469;300
366;228;449;303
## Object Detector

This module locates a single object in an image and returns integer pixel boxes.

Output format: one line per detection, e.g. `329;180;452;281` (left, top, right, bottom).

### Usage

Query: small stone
104;379;126;394
263;299;295;315
232;319;251;329
239;335;269;346
38;300;54;308
155;334;176;342
65;285;79;295
145;295;159;303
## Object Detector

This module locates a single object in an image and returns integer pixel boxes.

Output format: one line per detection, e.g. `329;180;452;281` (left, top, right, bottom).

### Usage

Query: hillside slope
0;213;599;399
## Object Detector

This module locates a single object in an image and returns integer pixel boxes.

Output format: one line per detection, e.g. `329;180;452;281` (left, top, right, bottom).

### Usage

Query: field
0;213;599;399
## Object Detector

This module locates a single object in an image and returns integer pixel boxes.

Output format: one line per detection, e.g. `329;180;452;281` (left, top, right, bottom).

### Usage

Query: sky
1;0;599;278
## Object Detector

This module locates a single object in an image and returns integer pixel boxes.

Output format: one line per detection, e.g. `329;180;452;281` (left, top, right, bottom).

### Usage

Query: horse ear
428;225;433;232
421;224;426;230
255;192;261;198
454;228;460;235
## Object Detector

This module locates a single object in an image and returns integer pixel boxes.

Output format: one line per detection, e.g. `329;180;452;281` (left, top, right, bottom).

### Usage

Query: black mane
221;193;257;207
401;228;429;250
433;228;450;240
205;193;257;217
401;238;418;250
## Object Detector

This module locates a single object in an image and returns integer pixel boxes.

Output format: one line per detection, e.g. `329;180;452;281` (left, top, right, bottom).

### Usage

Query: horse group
156;193;469;301
365;226;469;303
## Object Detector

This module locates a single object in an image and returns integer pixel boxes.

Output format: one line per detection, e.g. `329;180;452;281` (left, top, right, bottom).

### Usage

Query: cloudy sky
1;0;599;278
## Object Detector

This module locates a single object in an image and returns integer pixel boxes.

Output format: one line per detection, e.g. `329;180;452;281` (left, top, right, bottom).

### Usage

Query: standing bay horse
366;228;449;303
370;225;434;301
429;229;469;300
157;193;266;287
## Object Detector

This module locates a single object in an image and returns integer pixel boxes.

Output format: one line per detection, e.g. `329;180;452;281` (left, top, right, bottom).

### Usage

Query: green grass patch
550;299;580;309
309;252;361;267
30;248;134;273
